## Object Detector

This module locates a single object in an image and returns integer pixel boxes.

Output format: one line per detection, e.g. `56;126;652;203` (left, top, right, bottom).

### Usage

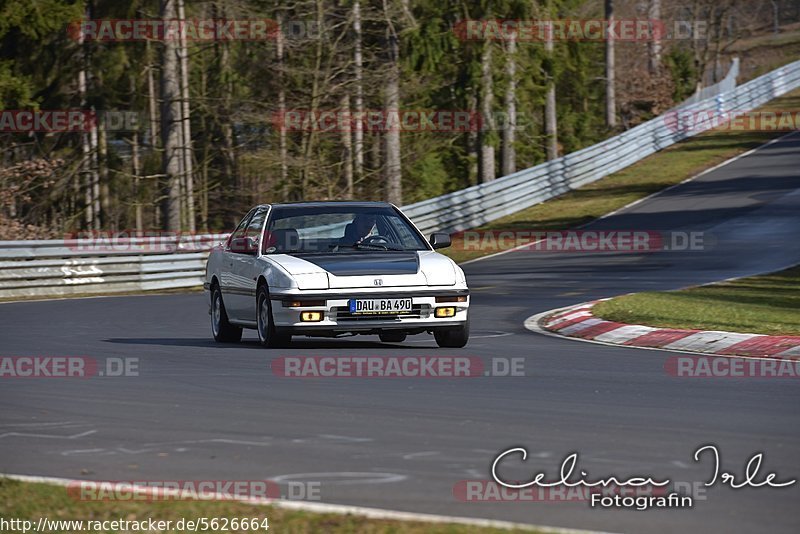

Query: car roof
259;201;394;209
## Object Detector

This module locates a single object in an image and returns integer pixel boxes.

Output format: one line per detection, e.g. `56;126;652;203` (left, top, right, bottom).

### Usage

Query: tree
383;0;402;204
605;0;616;128
274;10;288;200
177;0;195;231
648;0;662;74
160;0;183;230
544;17;558;160
479;40;495;182
77;4;99;229
352;0;365;193
501;32;516;176
5;0;792;237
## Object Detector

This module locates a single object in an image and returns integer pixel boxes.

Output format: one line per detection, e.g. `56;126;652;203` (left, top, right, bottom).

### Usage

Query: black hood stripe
297;252;419;276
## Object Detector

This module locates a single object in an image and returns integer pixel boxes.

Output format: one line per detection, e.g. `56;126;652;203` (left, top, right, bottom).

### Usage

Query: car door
221;209;255;322
228;207;269;323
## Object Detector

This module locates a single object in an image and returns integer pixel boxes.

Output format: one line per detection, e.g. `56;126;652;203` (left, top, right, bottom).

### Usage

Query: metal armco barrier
402;58;800;235
0;234;227;299
2;59;799;299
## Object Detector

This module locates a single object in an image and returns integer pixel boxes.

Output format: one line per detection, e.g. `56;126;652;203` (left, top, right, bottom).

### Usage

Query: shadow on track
103;337;426;350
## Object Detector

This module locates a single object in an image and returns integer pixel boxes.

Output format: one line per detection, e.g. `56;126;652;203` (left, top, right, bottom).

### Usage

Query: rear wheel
379;332;407;343
257;285;291;348
434;315;469;348
211;285;242;342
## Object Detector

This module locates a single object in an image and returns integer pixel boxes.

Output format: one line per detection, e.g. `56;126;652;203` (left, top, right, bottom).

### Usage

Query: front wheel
211;285;242;342
434;315;469;348
257;286;291;348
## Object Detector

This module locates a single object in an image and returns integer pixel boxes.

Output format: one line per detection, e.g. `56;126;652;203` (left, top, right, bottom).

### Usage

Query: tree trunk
467;91;478;185
298;0;325;199
212;3;237;217
78;5;98;229
98;116;110;229
78;74;93;228
501;33;516;176
353;0;365;190
276;11;289;201
544;18;558;160
371;132;381;192
340;93;354;198
479;41;495;182
160;0;182;231
648;0;662;74
90;122;100;230
131;131;143;232
146;40;159;149
177;0;195;231
605;0;617;128
771;0;779;35
384;8;402;204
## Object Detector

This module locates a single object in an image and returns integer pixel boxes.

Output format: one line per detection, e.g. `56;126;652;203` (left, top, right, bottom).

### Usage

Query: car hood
267;251;457;289
296;252;419;276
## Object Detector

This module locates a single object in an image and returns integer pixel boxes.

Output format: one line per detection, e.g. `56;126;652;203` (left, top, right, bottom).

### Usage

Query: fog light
435;307;456;318
300;311;323;322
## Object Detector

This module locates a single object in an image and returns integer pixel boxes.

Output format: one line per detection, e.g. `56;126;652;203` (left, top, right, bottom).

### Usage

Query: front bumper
269;288;469;335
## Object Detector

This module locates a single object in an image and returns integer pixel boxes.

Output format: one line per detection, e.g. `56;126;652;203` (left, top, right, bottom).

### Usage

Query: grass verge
0;479;536;534
442;88;800;264
592;265;800;336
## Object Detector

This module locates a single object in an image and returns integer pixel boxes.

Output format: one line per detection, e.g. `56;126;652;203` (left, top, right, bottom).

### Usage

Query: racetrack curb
527;301;800;361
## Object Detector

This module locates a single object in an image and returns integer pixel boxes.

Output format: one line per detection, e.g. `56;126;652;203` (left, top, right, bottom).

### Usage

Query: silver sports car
204;202;470;347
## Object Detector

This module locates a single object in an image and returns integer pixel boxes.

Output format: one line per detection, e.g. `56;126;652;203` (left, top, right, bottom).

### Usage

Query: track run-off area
2;132;800;534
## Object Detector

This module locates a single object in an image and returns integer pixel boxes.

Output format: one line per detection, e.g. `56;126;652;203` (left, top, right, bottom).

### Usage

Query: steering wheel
361;235;390;246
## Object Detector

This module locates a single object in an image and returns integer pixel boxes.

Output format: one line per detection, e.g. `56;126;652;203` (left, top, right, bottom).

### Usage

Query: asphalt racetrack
2;132;799;534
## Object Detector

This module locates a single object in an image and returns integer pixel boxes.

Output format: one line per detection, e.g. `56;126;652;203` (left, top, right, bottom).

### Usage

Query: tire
434;314;470;348
257;285;291;348
211;284;243;343
379;332;407;343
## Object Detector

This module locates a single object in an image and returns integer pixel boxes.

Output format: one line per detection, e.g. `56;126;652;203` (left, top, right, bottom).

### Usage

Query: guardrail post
715;94;725;118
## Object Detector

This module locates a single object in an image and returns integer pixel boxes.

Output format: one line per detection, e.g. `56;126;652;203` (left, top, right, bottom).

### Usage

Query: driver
342;213;377;245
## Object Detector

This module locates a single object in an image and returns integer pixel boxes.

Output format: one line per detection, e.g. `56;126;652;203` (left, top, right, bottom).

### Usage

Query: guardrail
0;234;227;299
403;58;800;234
680;58;740;107
2;58;799;299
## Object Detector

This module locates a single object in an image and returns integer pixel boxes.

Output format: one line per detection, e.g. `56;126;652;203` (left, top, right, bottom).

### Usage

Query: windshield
263;205;429;253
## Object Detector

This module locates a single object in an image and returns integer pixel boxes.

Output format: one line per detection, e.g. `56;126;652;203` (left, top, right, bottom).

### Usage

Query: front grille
331;304;428;322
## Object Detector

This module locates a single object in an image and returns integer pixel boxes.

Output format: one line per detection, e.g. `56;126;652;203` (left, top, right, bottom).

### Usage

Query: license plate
349;298;413;315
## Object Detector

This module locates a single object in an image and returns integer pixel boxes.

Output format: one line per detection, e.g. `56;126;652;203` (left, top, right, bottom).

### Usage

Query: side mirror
429;232;451;250
229;236;258;255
